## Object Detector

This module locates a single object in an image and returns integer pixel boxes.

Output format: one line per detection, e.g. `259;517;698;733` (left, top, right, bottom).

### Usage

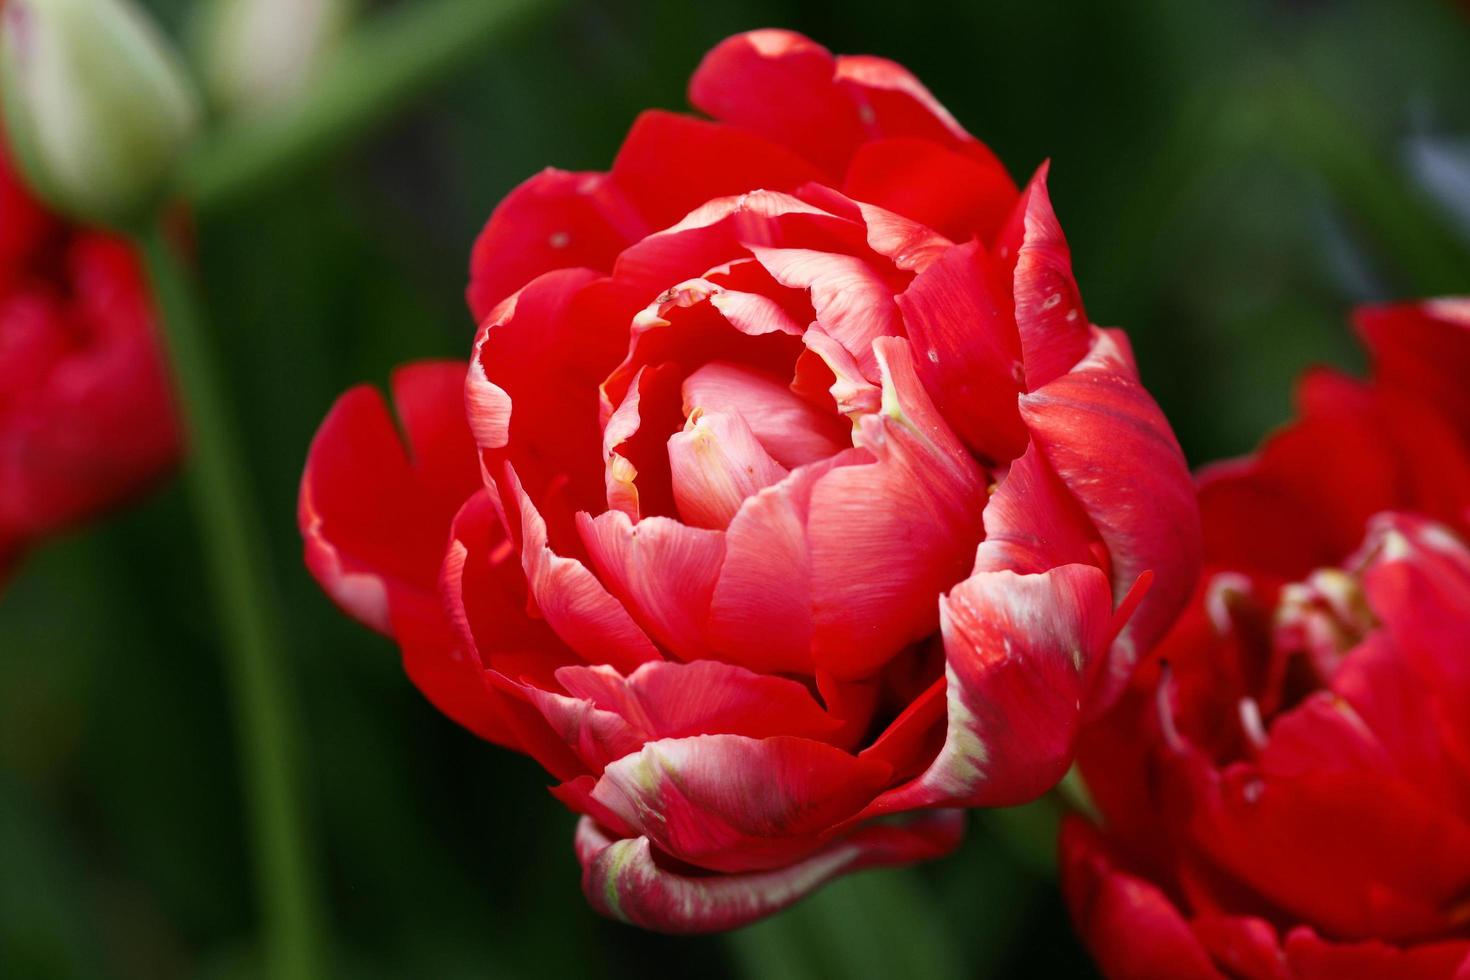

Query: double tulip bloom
1065;300;1470;978
301;29;1200;931
0;138;178;580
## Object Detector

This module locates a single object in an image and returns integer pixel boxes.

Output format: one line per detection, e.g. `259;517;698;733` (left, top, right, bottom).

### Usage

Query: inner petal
668;410;789;530
683;361;849;468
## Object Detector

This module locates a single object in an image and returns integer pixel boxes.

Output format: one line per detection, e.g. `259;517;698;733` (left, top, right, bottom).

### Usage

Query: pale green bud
195;0;352;116
0;0;201;226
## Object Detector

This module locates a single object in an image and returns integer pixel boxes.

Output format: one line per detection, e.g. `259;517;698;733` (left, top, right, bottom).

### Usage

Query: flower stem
137;225;324;980
183;0;557;213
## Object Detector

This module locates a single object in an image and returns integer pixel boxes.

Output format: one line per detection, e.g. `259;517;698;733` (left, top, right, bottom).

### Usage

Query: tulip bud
195;0;351;116
0;0;201;227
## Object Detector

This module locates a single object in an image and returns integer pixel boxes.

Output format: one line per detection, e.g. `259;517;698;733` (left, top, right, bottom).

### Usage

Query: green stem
137;227;324;980
183;0;557;213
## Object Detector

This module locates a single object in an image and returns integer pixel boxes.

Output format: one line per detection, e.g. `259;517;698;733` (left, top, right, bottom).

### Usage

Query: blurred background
2;0;1468;976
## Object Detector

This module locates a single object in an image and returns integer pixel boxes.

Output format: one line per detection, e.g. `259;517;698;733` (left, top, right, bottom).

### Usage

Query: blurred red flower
0;139;179;582
301;29;1200;932
1064;299;1470;978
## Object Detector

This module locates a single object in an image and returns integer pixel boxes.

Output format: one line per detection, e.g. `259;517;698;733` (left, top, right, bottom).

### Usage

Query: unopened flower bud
0;0;201;226
195;0;351;116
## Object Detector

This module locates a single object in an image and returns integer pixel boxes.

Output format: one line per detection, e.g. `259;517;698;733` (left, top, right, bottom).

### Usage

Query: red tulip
0;139;179;580
1064;299;1470;978
300;29;1200;932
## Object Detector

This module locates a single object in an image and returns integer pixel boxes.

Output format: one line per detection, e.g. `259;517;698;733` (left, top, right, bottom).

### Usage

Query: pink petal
681;361;848;468
668;410;789;529
612;189;861;302
795;183;954;273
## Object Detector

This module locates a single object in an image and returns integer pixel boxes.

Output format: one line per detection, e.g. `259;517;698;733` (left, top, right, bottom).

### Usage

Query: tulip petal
1357;298;1470;444
895;238;1026;462
749;245;901;379
299;360;479;635
668;410;788;530
1282;927;1470;980
501;464;660;672
577;510;725;660
610;110;822;230
807;337;988;678
869;563;1113;812
996;164;1090;390
1059;818;1225;980
575;808;964;933
556;660;842;744
467;267;629;543
466;170;647;321
590;734;892;873
1019;329;1201;701
681;361;848;469
974;442;1104;577
843;138;1018;245
705;449;869;676
688;30;865;178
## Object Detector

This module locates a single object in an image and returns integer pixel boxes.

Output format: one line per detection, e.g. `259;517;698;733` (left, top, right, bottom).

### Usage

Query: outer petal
974;442;1104;577
590;735;892;874
466;268;631;544
842;138;1017;245
688;30;865;178
1357;298;1470;444
609;110;822;230
576;808;964;934
466;170;647;321
299;360;479;635
1060;818;1224;980
997;164;1091;390
868;564;1114;813
1019;329;1201;704
298;362;522;743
